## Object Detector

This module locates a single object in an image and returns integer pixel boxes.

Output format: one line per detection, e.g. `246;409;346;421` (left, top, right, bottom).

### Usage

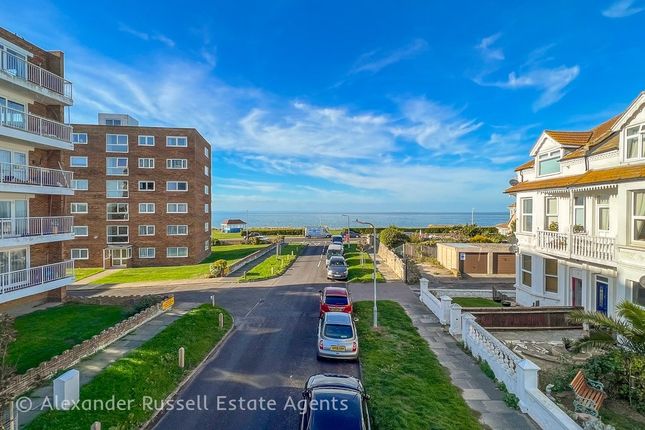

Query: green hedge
349;225;500;234
247;228;304;235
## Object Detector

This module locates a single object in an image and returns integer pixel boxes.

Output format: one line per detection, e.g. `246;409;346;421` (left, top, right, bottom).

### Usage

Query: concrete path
15;301;199;428
71;268;122;286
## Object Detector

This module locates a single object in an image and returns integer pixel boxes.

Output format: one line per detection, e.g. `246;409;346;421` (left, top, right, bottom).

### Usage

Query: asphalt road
153;244;360;430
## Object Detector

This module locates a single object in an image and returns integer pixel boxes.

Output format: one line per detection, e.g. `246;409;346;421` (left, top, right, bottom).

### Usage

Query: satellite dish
509;245;519;254
639;275;645;288
509;179;519;186
508;235;518;245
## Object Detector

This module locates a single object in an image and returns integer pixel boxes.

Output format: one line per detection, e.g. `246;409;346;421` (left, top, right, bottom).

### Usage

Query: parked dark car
299;374;371;430
343;229;361;238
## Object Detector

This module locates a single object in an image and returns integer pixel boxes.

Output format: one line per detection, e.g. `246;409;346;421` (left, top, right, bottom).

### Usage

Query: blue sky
3;1;644;212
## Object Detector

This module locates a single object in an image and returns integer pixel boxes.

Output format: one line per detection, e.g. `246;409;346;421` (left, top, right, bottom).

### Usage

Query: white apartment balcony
536;229;616;266
0;260;74;305
0;216;74;247
0;162;73;195
0;50;73;106
0;106;73;150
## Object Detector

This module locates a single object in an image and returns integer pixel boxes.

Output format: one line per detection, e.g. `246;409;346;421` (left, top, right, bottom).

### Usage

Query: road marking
244;299;263;318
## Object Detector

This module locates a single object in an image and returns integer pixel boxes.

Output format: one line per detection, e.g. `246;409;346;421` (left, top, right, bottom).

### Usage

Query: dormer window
537;150;560;176
625;124;645;160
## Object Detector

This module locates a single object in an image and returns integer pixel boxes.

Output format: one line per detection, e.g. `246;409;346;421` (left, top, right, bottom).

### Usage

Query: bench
570;370;607;417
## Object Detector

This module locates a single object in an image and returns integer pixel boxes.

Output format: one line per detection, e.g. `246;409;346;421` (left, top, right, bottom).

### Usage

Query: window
138;158;155;169
537;150;560;176
73;226;88;237
139;247;155;259
138;135;155;146
167;247;188;258
521;198;533;232
624;124;645;160
167;225;188;235
166;136;187;147
597;196;610;231
138;181;155;191
166;181;188;191
106;180;128;198
106;134;128;152
204;185;209;195
107;225;129;243
70;202;88;214
545;197;558;230
205;222;209;232
106;203;129;221
138;225;155;236
166;159;187;169
204;166;209;176
632;191;645;241
630;280;645;306
71;248;89;260
72;133;87;144
105;119;122;126
167;203;188;213
204;146;210;158
106;157;128;175
205;239;210;251
521;254;532;287
72;179;89;191
544;258;558;293
574;196;585;230
70;156;88;168
204;204;209;213
139;203;155;214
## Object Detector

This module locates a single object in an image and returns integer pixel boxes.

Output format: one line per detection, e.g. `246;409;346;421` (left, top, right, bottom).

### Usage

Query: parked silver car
327;256;348;280
317;312;358;360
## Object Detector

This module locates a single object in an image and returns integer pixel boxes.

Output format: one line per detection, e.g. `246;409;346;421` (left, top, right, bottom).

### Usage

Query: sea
212;211;508;228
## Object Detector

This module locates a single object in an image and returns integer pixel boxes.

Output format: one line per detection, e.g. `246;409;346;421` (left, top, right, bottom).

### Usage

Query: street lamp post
355;219;378;328
341;214;350;245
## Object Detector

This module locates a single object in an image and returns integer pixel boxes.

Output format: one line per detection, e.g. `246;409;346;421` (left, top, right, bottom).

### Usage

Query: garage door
493;253;515;274
462;253;487;274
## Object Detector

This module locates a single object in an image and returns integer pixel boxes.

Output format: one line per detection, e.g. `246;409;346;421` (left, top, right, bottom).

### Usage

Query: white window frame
631;190;645;242
544;258;558;293
106;203;129;221
139;247;156;259
71;248;89;260
138;181;155;191
106;180;129;198
167;203;188;213
70;156;88;168
70;202;88;214
205;239;210;251
166;159;188;169
537;150;561;177
544;197;558;230
521;197;533;233
73;225;88;237
205;222;209;232
521;254;532;287
72;133;88;144
167;225;188;236
138;158;155;169
204;185;209;195
138;203;155;214
204;166;209;176
106;157;128;176
573;196;585;230
167;246;188;258
138;225;155;236
138;135;155;146
596;196;610;232
624;124;645;161
166;181;188;192
72;179;89;191
107;225;129;244
166;136;188;147
204;203;209;213
204;146;210;158
106;134;128;153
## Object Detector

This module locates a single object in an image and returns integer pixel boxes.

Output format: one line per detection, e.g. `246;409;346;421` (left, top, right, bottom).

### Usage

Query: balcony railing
0;260;74;295
0;50;73;99
536;230;616;263
0;216;73;239
0;162;73;189
0;105;72;143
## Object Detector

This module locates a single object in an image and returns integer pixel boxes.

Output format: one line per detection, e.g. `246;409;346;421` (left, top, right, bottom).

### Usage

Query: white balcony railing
0;105;72;143
0;260;74;295
0;216;73;239
536;230;568;255
0;162;73;189
536;229;616;263
0;50;73;99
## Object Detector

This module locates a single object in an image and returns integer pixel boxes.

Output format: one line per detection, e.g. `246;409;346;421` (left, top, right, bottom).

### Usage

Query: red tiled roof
514;159;534;171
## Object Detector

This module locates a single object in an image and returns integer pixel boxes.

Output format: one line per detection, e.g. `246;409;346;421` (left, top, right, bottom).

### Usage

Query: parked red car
319;287;352;317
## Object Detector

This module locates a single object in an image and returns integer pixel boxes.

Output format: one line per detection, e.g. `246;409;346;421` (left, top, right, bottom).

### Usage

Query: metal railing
0;260;74;295
0;216;73;239
0;162;73;189
537;229;615;263
0;105;72;142
0;50;73;99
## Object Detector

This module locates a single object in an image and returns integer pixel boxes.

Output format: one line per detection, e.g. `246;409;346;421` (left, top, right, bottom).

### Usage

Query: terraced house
0;28;75;311
64;114;212;268
506;91;645;316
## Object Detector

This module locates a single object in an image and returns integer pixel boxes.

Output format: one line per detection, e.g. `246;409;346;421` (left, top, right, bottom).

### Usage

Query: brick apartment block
63;114;212;268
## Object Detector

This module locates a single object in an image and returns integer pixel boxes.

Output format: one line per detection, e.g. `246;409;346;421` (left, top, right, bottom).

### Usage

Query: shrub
245;236;263;245
211;239;221;246
478;359;495;380
379;226;409;249
248;228;303;236
209;260;229;278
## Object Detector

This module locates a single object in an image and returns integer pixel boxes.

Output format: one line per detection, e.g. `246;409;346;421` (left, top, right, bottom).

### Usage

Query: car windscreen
327;250;342;257
329;259;346;267
309;391;362;430
325;295;348;306
323;323;353;339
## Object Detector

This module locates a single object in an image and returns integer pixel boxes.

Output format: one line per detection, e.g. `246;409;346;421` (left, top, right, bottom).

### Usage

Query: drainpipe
568;189;574;259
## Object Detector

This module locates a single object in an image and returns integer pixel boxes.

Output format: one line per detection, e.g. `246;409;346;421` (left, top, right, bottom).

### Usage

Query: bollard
91;422;101;430
271;267;274;275
210;295;215;307
178;347;185;368
219;312;224;328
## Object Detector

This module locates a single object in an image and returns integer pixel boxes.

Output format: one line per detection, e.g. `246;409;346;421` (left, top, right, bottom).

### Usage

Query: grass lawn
345;244;385;283
8;303;134;374
26;304;233;430
92;244;268;284
451;297;502;308
211;229;244;240
73;267;104;281
241;244;304;281
355;301;481;430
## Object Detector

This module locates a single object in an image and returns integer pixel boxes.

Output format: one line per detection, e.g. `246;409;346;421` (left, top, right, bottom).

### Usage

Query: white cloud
118;23;176;48
349;39;428;74
476;33;504;61
602;0;644;17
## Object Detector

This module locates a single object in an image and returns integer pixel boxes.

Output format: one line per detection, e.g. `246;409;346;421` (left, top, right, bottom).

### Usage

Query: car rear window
309;392;362;430
324;323;353;339
330;259;345;267
325;295;348;306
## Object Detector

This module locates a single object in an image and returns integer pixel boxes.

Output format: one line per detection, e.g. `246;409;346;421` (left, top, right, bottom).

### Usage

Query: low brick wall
375;239;419;283
227;244;277;275
469;307;583;330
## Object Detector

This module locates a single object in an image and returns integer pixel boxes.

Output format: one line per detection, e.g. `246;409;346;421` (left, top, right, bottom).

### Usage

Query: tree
379;226;409;249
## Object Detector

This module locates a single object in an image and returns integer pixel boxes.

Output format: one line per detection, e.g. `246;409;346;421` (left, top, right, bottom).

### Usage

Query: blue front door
596;277;609;314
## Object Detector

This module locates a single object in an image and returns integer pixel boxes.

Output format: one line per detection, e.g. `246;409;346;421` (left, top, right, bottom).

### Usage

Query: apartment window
72;179;89;191
70;203;88;214
624;124;645;160
204;204;209;213
106;157;128;175
204;166;209;176
166;159;187;169
106;203;129;221
106;180;128;198
205;222;209;232
139;247;156;259
106;134;128;153
537;150;560;176
105;119;122;126
574;196;585;230
632;191;645;241
204;185;209;195
107;225;129;243
71;248;89;260
630;280;645;306
138;135;155;146
166;136;188;147
73;226;88;237
205;239;210;251
204;146;210;158
166;181;188;191
544;258;558;293
521;254;532;287
72;133;88;144
544;197;558;230
167;225;188;235
138;181;155;191
167;247;188;258
139;203;155;214
521;198;533;232
70;156;88;168
138;158;155;169
597;196;610;231
138;225;155;236
167;203;188;213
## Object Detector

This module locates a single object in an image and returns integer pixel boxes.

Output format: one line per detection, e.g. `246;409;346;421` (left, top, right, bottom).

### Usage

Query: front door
571;277;582;307
112;249;128;267
596;276;609;315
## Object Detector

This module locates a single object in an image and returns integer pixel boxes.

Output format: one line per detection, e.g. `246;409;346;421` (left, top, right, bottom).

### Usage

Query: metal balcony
0;162;73;195
0;260;75;304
